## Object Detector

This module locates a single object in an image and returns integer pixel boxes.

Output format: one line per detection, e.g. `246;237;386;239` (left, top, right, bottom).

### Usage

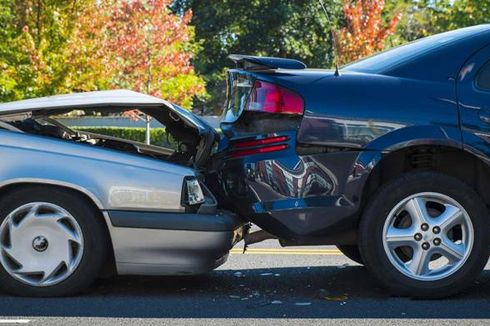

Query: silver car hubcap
382;192;474;281
0;202;84;287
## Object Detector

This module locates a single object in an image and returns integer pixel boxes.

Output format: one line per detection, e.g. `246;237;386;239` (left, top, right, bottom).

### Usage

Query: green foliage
0;0;96;101
2;0;490;112
386;0;490;45
74;127;175;147
0;0;205;110
427;0;490;32
172;0;342;113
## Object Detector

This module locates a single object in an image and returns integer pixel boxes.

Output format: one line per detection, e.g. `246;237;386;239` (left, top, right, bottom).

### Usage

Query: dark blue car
209;24;490;298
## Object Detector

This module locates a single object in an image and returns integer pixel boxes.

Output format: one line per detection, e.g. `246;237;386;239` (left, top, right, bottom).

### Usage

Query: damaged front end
0;90;217;170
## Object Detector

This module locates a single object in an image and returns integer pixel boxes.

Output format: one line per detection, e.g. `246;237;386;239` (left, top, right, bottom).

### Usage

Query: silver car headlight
184;177;205;206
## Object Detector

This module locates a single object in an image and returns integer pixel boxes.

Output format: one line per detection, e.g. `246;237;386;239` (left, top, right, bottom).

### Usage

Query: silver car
0;90;245;297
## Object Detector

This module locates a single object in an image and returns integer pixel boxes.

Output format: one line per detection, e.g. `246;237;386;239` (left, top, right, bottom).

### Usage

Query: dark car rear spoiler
228;54;307;70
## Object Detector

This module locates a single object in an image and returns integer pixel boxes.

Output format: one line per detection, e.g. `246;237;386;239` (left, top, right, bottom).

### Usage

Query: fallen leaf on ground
324;295;349;301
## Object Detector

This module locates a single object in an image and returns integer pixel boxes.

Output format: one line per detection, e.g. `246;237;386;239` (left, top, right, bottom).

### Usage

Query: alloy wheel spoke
403;197;429;226
438;238;465;263
385;226;416;249
25;203;41;219
56;221;81;244
406;247;432;276
434;205;464;233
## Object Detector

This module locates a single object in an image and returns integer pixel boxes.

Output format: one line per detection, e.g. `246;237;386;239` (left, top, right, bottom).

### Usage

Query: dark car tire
359;172;490;299
0;186;109;297
336;245;363;265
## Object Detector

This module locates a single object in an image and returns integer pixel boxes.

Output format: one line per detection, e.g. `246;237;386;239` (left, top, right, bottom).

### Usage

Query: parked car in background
0;90;244;297
208;24;490;298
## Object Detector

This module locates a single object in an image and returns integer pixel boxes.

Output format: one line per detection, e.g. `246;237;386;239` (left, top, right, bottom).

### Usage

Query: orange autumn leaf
335;0;402;65
69;0;205;108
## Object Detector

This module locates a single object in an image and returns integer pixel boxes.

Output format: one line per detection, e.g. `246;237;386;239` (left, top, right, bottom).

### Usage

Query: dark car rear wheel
359;172;489;298
0;186;108;297
336;245;363;265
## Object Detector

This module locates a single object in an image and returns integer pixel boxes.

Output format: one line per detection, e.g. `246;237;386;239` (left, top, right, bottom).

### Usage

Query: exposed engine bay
0;106;207;167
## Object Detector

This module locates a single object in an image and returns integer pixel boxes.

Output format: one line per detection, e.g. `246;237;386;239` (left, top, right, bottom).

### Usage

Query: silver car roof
0;90;170;114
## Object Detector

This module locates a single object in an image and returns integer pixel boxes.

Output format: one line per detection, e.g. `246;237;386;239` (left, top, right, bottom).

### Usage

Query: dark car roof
343;24;490;81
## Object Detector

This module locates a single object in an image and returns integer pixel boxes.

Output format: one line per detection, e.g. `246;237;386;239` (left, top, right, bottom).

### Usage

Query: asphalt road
0;239;489;325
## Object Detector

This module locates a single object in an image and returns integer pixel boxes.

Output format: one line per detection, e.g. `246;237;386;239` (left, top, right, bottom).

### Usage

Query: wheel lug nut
414;233;423;241
433;226;440;234
433;238;441;246
421;223;429;231
422;242;430;250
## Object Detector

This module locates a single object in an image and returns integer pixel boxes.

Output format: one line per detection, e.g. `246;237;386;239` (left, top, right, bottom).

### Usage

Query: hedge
74;127;175;147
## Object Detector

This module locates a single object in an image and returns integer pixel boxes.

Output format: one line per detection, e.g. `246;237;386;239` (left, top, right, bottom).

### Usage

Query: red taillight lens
230;144;288;158
244;81;304;115
230;135;289;158
232;136;288;149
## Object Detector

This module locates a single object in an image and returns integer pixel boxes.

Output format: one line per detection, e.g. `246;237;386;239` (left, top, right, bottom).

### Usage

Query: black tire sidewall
336;245;364;265
0;186;108;297
359;172;490;298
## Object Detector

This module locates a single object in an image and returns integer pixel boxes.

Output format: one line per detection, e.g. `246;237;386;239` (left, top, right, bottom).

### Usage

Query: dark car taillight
244;81;304;115
230;135;289;158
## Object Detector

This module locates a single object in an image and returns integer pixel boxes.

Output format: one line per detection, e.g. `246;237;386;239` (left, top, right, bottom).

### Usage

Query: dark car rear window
343;25;490;74
476;61;490;90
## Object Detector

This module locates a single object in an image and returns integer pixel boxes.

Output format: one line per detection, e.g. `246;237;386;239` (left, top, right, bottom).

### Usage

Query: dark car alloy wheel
359;172;489;298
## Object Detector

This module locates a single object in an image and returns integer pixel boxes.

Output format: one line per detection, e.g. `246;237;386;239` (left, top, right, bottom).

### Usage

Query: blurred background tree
334;0;402;65
0;0;205;108
0;0;93;101
71;0;206;107
171;0;342;113
1;0;490;113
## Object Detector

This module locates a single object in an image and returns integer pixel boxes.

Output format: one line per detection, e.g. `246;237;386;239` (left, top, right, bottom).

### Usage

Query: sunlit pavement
0;239;489;325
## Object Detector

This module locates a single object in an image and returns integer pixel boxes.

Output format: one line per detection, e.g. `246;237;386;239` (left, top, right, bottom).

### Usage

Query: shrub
74;127;175;147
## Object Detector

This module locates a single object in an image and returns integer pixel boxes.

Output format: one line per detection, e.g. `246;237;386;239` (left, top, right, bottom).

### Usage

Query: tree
0;0;205;110
0;0;94;101
0;0;18;100
95;0;206;107
423;0;490;33
172;0;342;113
335;0;402;65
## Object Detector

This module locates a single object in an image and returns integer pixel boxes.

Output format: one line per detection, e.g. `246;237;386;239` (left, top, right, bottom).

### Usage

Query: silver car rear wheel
382;192;474;281
0;202;84;287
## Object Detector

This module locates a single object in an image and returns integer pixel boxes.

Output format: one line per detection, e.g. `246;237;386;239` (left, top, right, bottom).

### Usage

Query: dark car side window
476;60;490;90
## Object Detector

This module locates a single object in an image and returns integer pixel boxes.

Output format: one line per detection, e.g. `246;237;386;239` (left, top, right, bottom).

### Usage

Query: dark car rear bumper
208;131;366;243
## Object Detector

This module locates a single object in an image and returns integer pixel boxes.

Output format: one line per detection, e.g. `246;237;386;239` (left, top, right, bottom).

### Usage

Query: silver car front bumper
103;210;245;275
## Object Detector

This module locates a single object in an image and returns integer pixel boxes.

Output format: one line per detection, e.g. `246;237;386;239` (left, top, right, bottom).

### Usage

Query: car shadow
0;266;489;319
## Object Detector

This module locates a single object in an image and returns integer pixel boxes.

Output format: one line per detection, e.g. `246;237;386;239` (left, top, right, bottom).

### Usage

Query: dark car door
458;44;490;153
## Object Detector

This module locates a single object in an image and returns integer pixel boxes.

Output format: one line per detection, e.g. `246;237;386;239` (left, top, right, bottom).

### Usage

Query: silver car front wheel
0;186;108;297
0;202;84;287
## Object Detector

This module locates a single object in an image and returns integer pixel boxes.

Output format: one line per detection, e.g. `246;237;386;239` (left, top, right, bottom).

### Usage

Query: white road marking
230;248;343;255
0;320;30;324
